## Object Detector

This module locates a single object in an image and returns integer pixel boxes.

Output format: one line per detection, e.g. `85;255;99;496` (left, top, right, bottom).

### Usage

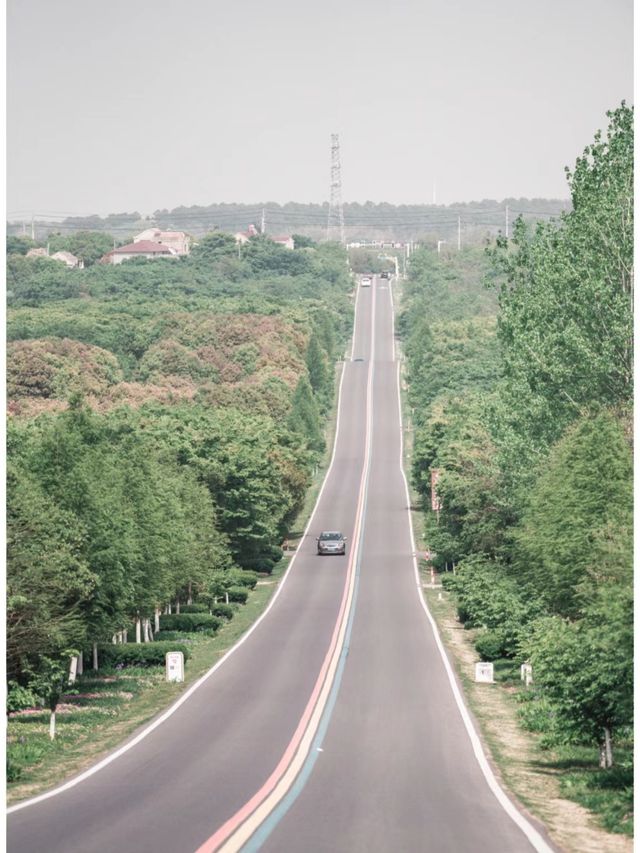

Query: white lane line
7;305;357;816
393;358;555;852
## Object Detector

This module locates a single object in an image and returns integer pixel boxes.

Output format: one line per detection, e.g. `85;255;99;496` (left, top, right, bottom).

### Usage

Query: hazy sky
6;0;634;218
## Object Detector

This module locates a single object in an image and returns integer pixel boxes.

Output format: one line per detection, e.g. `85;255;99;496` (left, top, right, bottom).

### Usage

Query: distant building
233;226;294;249
134;228;190;256
51;250;84;269
26;247;51;259
272;235;294;250
234;224;259;244
101;240;177;265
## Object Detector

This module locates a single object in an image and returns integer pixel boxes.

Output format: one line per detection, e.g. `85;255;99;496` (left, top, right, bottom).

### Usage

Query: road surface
7;278;556;853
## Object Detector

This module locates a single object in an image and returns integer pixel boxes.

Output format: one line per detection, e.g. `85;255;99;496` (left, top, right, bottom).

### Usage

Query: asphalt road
7;278;555;853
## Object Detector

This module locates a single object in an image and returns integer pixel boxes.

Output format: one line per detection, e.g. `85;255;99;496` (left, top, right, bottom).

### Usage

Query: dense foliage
402;104;633;781
6;234;352;707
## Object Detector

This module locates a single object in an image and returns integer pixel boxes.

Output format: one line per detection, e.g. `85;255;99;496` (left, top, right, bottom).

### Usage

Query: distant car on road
380;271;390;279
360;276;372;287
316;531;347;555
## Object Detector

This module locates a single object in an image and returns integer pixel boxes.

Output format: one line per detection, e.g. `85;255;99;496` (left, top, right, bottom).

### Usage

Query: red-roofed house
134;228;190;255
101;240;177;265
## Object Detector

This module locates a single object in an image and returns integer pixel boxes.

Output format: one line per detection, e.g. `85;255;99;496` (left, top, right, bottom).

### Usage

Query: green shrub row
178;603;209;614
226;587;248;604
218;568;259;588
153;631;196;642
210;603;235;620
98;641;191;668
159;613;221;633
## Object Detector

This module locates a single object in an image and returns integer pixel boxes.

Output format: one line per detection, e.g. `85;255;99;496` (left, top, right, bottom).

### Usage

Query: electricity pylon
327;133;345;244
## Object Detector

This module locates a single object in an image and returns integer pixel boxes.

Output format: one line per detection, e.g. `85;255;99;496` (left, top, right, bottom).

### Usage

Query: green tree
288;374;325;454
6;235;36;256
292;234;316;249
47;230;115;266
305;331;329;400
6;255;81;305
6;462;95;683
489;104;633;454
513;411;632;617
23;653;79;740
190;231;238;261
526;580;632;767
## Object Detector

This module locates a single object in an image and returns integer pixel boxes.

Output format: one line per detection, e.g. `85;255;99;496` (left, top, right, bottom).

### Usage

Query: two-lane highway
8;277;555;853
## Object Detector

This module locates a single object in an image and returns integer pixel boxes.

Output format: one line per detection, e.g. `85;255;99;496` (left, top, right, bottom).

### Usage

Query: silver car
316;531;347;555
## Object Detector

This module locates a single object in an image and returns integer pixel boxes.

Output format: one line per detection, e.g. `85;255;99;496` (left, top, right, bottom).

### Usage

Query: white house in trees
272;235;294;250
134;228;190;256
26;247;84;267
52;250;84;268
233;225;294;249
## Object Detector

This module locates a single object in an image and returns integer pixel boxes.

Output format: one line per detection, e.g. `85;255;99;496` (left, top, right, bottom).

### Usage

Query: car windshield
319;532;342;540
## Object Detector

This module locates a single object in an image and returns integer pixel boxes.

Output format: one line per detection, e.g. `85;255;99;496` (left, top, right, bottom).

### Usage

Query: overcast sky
6;0;634;218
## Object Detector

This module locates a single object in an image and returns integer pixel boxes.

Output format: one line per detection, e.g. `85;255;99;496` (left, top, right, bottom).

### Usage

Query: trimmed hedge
226;586;249;604
98;640;191;668
154;631;196;642
159;613;221;633
243;557;276;574
210;603;234;620
178;604;209;614
233;570;259;589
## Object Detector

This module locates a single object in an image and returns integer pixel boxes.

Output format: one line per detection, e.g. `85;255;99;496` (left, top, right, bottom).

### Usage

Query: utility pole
31;216;35;241
327;134;345;244
261;208;266;234
457;215;461;251
437;240;447;254
505;204;509;238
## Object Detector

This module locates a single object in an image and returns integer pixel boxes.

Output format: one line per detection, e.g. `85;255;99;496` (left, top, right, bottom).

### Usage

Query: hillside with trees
6;233;352;721
401;103;633;834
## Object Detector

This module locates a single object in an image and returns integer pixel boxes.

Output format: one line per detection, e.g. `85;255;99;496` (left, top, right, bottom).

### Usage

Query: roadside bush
447;556;542;658
228;569;259;588
210;603;234;620
263;545;284;564
7;682;38;714
159;614;221;633
474;629;509;661
178;604;209;614
226;587;249;604
242;556;276;573
516;690;558;736
153;631;196;642
441;573;458;592
98;641;191;668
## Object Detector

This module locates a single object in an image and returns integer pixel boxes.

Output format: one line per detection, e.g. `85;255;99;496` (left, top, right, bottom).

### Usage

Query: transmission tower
327;133;345;244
